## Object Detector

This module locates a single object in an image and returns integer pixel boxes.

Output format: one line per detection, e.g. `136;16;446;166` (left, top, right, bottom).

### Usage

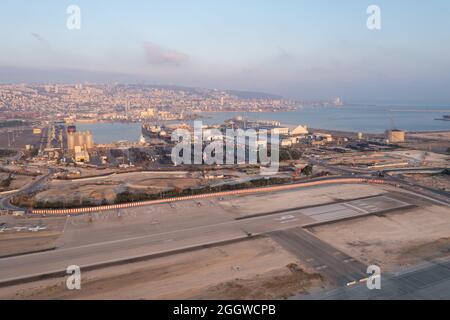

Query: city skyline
1;0;450;102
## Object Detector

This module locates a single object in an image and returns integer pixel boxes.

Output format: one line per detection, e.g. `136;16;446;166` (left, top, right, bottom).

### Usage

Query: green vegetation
279;149;292;161
0;175;13;189
11;193;100;209
33;198;99;209
115;177;292;205
301;165;314;176
278;148;303;161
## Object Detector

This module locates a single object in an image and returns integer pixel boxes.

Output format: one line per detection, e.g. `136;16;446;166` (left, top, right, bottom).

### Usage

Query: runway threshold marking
380;195;410;207
342;203;369;214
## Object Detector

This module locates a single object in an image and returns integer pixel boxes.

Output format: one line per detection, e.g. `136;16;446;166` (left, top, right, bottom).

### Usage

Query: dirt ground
403;173;450;192
309;204;450;272
34;172;205;204
408;131;450;142
0;173;34;192
389;150;449;166
0;237;326;300
8;175;35;191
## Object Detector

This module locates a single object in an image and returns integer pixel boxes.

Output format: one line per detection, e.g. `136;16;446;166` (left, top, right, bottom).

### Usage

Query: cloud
276;47;292;61
30;32;51;49
143;42;189;66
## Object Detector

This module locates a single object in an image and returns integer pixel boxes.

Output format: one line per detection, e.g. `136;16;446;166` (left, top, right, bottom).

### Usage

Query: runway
0;195;412;287
271;228;367;286
298;195;412;225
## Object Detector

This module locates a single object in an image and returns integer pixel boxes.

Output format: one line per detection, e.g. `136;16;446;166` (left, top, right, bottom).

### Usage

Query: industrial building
74;145;90;163
387;130;406;143
67;130;94;152
290;125;309;136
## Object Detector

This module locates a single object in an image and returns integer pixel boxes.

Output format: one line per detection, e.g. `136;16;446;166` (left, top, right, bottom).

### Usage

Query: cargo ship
142;123;168;139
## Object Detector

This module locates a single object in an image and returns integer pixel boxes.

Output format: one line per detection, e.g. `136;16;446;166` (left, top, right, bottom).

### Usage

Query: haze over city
1;0;450;101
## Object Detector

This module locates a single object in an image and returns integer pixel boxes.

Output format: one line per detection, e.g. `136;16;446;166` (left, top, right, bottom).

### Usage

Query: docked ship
142;123;168;139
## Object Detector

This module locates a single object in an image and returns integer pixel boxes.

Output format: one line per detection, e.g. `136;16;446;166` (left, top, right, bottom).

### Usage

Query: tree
301;165;314;177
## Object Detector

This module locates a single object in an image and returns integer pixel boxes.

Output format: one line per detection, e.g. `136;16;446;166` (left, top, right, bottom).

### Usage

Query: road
0;195;410;287
0;167;57;211
385;174;450;203
310;157;450;206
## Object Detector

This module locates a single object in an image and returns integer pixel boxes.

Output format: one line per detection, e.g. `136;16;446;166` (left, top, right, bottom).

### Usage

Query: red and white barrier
31;178;386;215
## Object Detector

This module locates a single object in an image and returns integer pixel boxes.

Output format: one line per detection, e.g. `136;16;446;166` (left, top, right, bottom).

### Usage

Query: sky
1;0;450;102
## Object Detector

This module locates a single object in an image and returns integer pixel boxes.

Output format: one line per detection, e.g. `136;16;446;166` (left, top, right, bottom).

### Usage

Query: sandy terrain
1;173;35;193
404;173;450;192
327;152;407;167
0;237;325;300
6;175;35;191
389;150;449;166
34;171;205;204
309;204;450;272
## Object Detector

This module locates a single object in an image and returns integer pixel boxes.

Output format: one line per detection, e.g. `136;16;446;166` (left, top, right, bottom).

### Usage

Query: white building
290;125;309;136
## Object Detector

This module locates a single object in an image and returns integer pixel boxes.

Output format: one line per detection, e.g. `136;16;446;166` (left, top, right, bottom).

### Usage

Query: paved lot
300;257;450;300
300;196;412;225
271;228;367;286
